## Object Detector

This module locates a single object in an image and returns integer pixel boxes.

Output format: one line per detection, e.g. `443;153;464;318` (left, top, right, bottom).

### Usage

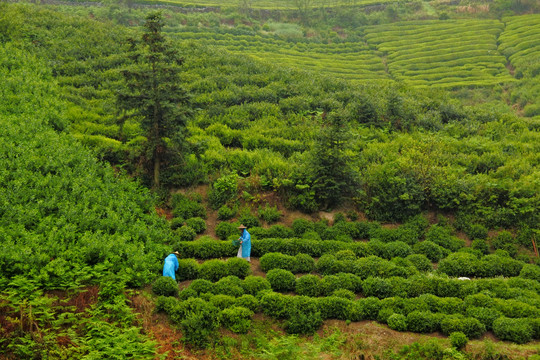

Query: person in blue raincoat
237;224;251;262
162;251;180;280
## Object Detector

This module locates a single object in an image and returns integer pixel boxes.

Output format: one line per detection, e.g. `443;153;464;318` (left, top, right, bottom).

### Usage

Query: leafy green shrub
176;225;197;241
188;279;213;295
170;217;185;230
332;289;355;300
388;313;408;332
214;276;245;297
405;254;432;272
208;173;238;210
217;205;236;220
294;253;315;273
520;264;540;282
317;296;354;320
316;254;343;275
477;254;524;277
491;231;517;256
440;315;486;339
180;300;220;348
209;294;237;310
238;209;260;228
493;317;534;344
266;224;294;238
413;241;448;262
260;252;295;272
425;225;464;252
438;253;478;277
242;275;271;295
362;277;393;299
199;259;228;282
357;297;382;320
471;239;489;255
285;298;323;335
466;224;488;240
215;221;239;240
235;294;259;312
292;218;314;237
258;204;282;223
465;306;501;330
285;308;323;335
407;311;440;333
267;269;296;292
155;296;178;313
450;332;468;350
172;193;206;219
220;306;253;333
320;273;360;296
185;217;206;234
385;241;413;259
260;292;290;319
226;257;251;279
335;249;357;261
176;259;200;281
178;288;198;300
153;276;178;297
295;274;321;297
494;299;539;318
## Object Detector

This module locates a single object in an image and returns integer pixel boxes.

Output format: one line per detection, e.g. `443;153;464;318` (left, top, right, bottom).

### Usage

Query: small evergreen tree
308;111;357;209
117;12;191;188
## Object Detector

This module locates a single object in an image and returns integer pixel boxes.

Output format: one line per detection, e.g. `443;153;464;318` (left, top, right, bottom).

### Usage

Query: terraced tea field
499;14;540;75
364;19;516;88
144;0;398;10
168;31;389;81
167;17;535;88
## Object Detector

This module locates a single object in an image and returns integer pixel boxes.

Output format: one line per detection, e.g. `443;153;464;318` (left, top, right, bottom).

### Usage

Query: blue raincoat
240;229;251;258
162;254;179;280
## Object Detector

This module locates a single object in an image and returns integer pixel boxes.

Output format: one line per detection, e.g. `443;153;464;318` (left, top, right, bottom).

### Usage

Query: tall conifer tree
118;12;190;188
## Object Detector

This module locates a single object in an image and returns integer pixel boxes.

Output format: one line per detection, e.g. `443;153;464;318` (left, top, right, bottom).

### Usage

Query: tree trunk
153;150;160;189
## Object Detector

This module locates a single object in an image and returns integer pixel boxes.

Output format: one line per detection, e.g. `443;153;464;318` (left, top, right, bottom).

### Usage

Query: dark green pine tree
117;12;190;189
309;111;358;209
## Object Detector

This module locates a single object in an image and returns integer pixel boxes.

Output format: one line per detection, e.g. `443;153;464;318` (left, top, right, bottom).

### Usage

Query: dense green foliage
1;1;539;357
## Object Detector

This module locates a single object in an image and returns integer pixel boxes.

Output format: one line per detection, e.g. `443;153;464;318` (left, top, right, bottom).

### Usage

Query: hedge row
179;272;540;310
175;238;370;259
176;257;251;282
158;289;540;342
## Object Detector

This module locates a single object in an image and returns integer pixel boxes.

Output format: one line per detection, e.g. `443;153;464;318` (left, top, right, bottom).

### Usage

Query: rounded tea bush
185;217;206;234
226;257;251;279
199;259;228;282
295;274;321;297
216;221;239;240
176;259;200;281
405;254;433;272
332;289;355;300
260;252;294;272
217;205;236;220
267;269;296;292
170;217;185;230
176;225;197;241
242;275;271;295
220;306;253;334
294;253;315;273
285;308;323;335
450;331;468;350
235;294;260;312
387;313;408;332
493;317;534;344
153;276;178;297
188;279;214;295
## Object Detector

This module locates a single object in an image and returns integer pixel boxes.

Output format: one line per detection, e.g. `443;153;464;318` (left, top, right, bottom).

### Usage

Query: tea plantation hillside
0;2;539;359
